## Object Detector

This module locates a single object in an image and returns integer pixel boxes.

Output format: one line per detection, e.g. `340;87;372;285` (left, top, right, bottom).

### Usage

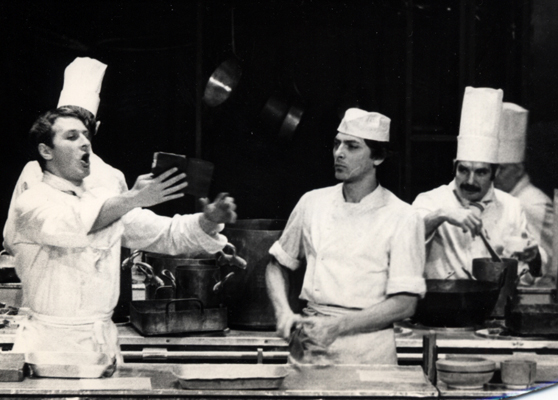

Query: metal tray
173;364;290;390
26;352;114;379
130;298;227;336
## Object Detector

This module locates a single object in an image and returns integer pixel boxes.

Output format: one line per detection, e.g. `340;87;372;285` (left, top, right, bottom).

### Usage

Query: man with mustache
412;87;541;283
266;108;426;365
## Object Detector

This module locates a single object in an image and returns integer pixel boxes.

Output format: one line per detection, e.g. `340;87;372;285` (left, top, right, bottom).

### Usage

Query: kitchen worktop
0;362;555;399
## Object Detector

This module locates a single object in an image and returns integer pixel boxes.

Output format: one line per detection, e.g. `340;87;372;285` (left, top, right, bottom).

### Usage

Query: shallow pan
130;298;227;336
26;352;114;379
173;364;290;390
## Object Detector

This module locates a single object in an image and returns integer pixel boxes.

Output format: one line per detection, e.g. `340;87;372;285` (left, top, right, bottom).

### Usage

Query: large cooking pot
174;258;234;308
413;279;502;327
472;257;518;318
222;219;305;330
140;244;242;303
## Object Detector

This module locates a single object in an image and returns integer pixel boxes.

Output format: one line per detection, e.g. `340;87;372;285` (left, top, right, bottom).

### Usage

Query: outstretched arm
90;168;187;233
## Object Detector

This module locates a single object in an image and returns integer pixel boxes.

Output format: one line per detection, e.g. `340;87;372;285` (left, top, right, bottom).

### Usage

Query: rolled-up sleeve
386;210;427;298
269;195;308;271
121;209;227;256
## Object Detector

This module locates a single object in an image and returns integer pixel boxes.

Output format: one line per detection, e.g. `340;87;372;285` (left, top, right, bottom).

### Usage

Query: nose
466;172;475;185
79;133;91;148
334;145;344;159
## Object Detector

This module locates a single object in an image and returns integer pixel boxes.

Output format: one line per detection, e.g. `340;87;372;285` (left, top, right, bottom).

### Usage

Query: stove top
474;326;558;341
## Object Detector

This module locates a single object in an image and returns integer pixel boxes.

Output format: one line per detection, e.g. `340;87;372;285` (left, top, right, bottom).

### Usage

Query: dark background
0;0;557;242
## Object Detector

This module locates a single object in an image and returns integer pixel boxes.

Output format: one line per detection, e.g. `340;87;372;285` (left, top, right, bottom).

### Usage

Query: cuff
386;277;427;299
269;242;300;271
193;213;227;253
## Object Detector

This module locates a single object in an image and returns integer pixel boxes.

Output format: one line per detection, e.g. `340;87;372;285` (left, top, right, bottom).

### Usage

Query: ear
95;120;101;135
38;143;53;161
372;157;385;167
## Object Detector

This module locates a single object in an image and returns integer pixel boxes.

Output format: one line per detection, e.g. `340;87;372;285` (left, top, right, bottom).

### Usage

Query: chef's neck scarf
43;171;85;198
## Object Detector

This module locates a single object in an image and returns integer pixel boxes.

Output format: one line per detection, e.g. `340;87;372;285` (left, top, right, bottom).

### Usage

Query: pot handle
161;269;176;291
121;250;142;270
165;298;204;315
217;243;247;269
213;272;235;293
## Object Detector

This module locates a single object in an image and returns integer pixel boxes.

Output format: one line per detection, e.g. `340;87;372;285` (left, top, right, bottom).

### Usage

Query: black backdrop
0;0;556;245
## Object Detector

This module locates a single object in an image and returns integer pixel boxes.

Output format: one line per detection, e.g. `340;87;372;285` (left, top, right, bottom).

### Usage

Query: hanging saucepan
258;82;306;141
278;99;305;141
203;7;243;107
203;58;243;107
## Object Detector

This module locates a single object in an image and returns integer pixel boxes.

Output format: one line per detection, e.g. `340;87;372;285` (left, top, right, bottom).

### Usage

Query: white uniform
510;174;554;278
270;183;426;365
6;159;226;363
412;180;539;279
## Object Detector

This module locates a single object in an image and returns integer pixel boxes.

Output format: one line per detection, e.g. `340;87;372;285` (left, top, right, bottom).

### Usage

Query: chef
5;57;237;371
412;87;542;283
265;108;426;365
494;103;554;283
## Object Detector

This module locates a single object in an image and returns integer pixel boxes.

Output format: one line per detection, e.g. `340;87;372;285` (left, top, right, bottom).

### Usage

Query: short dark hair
363;139;390;161
28;106;96;170
453;160;498;180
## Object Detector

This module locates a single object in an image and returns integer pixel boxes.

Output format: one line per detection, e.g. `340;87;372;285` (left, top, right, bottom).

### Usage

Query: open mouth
81;152;91;168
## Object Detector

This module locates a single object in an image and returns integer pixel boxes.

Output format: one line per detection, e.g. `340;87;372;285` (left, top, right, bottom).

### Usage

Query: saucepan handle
165;298;204;315
121;250;142;270
217;243;247;269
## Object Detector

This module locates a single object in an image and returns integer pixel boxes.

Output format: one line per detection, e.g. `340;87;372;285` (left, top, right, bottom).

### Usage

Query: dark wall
0;0;555;246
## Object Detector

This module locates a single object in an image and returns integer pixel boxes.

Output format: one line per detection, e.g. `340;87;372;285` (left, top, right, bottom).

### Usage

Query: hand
200;193;237;224
444;208;482;236
276;311;302;340
299;316;341;348
514;244;539;263
129;168;187;208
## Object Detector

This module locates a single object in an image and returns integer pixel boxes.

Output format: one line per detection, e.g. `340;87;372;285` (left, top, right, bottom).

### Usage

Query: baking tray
130;298;227;336
173;364;290;390
26;352;114;379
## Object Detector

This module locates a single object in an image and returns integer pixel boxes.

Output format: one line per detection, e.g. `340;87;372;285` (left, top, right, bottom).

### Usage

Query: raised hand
129;168;187;208
200;192;237;224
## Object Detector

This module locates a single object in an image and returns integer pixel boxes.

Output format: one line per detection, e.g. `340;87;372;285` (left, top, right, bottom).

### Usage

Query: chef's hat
337;108;390;142
456;87;503;163
57;57;107;116
497;103;529;163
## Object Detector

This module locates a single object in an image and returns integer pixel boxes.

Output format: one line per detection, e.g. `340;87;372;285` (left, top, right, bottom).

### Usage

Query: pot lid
436;357;495;373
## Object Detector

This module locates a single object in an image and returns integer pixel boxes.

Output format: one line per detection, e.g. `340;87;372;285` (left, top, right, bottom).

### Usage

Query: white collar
43;171;85;198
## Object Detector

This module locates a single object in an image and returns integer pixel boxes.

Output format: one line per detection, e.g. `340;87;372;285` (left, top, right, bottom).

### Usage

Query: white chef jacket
270;183;426;365
412;180;539;280
7;159;226;361
510;174;554;278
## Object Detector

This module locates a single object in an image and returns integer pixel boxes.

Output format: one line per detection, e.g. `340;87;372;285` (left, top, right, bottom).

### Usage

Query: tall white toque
497;102;529;164
456;86;504;163
337;108;390;142
57;57;108;116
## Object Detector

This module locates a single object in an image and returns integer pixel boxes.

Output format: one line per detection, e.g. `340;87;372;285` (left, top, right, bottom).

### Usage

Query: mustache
460;183;481;192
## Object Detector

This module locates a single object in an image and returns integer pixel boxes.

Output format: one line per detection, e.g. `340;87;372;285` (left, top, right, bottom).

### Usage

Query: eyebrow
458;165;489;173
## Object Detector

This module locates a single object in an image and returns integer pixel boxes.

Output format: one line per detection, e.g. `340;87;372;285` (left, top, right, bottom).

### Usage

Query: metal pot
472;257;518;318
222;219;305;330
174;258;234;308
413;279;502;327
